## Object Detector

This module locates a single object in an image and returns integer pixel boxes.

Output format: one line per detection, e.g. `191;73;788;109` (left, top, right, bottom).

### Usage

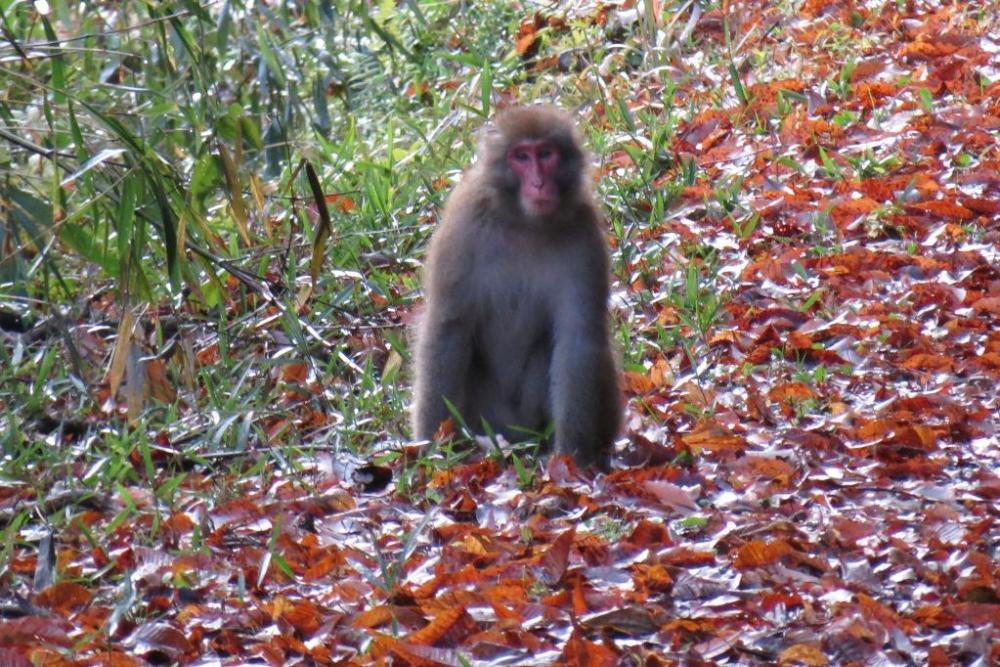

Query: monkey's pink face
507;140;560;217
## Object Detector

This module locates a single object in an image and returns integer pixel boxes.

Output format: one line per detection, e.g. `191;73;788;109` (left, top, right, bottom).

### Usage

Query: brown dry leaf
734;539;792;569
741;457;796;488
537;528;575;586
351;605;396;630
905;199;974;220
901;353;954;372
678;381;716;410
769;382;817;406
280;362;308;383
106;309;137;404
830;196;879;227
971;296;1000;314
407;606;477;647
33;582;91;615
682;418;746;453
633;563;673;592
371;633;462;666
0;617;72;647
660;547;716;567
324;192;356;213
280;598;323;635
642;480;700;514
514;13;543;56
562;628;620;665
779;643;829;666
622;371;655;394
145;359;176;403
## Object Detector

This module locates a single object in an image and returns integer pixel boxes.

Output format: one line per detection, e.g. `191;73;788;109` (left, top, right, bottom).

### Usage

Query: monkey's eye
513;151;530;162
538;148;553;159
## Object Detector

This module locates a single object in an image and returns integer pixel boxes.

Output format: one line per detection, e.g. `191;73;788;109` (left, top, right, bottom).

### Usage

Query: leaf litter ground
3;1;999;665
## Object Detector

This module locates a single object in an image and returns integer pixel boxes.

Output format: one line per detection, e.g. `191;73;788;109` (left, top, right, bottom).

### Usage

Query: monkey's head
483;106;586;220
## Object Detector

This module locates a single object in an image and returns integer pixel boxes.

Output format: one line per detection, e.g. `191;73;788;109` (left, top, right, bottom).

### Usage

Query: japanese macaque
412;105;621;469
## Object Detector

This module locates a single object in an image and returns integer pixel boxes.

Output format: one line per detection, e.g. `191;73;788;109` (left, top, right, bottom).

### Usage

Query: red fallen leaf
146;358;176;403
372;633;463;666
848;58;886;82
622;370;656;394
904;200;975;220
580;606;660;635
960;196;1000;214
857;592;915;632
971;296;1000;315
768;383;817;415
562;627;619;665
514;13;543;57
899;40;961;60
0;617;73;646
681;419;746;453
33;582;91;615
830;196;879;228
633;563;673;593
623;357;673;395
660;547;716;567
733;539;792;569
537;527;575;585
946;602;1000;626
433;416;457;440
602;149;634;171
642;480;699;514
279;597;324;635
747;80;806;110
195;342;220;365
352;605;397;630
732;456;796;489
323;192;356;212
778;644;828;666
972;351;1000;372
628;519;672;547
748;306;809;330
901;353;954;372
280;362;308;383
832;517;877;546
407;606;477;648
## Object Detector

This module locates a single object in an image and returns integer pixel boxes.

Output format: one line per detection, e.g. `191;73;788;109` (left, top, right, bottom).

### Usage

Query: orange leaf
323;193;356;213
905;199;974;220
562;628;619;666
351;605;396;630
33;582;91;615
901;353;954;371
779;644;828;666
972;296;1000;315
406;606;476;647
734;539;792;569
681;419;746;453
768;382;817;405
145;358;176;403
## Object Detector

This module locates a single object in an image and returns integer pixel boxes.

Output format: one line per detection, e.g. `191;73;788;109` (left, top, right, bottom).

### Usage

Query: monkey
412;105;621;469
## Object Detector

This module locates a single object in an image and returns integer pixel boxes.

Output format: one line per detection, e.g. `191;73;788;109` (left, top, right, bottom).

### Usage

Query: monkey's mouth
523;194;558;217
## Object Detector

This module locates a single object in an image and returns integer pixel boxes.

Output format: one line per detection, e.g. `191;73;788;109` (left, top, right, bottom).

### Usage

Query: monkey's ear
477;124;503;154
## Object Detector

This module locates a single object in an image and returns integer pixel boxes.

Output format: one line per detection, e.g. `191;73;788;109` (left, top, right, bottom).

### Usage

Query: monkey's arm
549;249;620;468
412;302;473;440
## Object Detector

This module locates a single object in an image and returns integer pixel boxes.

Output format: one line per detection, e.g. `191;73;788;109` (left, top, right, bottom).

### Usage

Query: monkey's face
507;139;561;218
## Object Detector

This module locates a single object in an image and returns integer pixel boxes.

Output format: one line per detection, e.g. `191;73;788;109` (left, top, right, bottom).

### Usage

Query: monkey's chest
471;270;553;364
469;282;553;427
